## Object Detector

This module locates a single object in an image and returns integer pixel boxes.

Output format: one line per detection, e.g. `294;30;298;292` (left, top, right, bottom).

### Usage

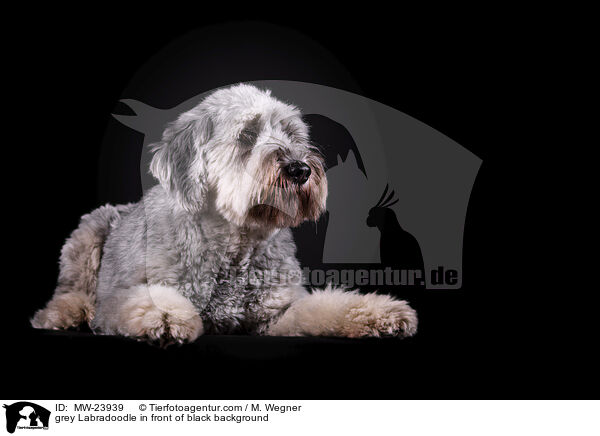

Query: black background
4;11;584;399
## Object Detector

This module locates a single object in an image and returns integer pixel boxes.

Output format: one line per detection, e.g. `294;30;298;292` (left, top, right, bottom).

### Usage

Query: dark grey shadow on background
112;81;480;289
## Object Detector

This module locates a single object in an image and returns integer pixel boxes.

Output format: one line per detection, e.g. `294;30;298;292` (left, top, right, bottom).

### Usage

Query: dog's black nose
284;161;312;185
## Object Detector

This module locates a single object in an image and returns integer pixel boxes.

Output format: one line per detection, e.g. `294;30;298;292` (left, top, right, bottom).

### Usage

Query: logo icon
3;402;50;433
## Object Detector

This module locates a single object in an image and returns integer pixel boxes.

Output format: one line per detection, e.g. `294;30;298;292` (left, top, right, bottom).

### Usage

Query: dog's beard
244;154;327;229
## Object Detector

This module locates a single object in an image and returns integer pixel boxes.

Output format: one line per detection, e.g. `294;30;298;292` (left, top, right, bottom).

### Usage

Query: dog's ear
149;110;213;214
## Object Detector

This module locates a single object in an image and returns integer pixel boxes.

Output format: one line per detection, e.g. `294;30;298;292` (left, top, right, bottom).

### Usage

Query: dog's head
149;84;327;229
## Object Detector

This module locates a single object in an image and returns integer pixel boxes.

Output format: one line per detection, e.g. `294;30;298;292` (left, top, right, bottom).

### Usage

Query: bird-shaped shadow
367;184;425;292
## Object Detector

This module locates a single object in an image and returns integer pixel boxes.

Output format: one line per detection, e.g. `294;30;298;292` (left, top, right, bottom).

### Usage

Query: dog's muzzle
284;161;312;185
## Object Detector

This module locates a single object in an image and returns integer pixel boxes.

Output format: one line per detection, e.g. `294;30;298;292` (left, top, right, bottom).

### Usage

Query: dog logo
3;402;50;433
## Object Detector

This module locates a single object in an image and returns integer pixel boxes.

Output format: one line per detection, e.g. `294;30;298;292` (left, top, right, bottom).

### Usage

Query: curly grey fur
32;84;418;344
31;204;132;329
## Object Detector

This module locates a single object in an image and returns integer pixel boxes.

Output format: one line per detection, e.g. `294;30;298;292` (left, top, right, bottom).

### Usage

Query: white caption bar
1;400;598;435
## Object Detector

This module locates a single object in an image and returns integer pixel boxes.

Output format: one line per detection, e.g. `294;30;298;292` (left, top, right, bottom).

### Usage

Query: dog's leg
31;292;95;330
110;284;203;346
267;285;417;338
31;205;125;330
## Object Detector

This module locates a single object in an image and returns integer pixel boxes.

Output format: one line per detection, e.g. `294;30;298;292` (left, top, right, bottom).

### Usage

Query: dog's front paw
344;293;418;338
121;304;204;347
373;298;418;338
268;287;417;338
116;285;204;347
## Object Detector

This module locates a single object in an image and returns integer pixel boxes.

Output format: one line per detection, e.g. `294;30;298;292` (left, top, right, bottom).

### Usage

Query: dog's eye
239;127;258;147
282;122;299;139
282;120;308;142
239;115;261;147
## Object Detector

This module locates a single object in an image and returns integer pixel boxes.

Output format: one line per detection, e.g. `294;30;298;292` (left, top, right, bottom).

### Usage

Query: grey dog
32;84;417;345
